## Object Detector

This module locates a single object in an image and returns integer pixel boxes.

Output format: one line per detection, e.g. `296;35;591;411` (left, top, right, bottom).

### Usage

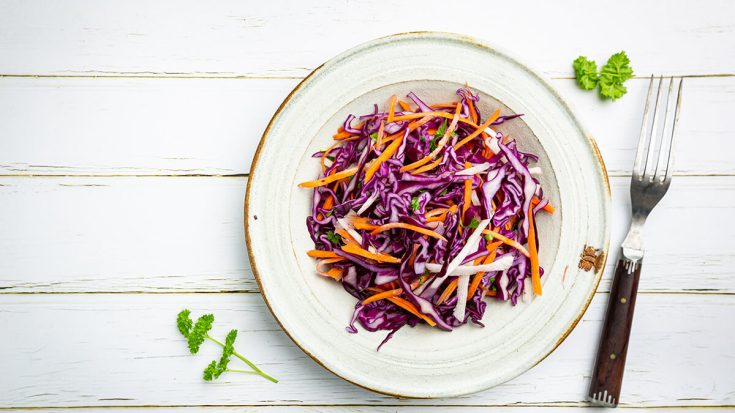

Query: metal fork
588;76;683;407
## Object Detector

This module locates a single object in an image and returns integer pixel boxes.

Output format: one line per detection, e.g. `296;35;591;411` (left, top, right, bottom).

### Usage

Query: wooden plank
0;0;733;77
1;175;733;294
0;76;732;176
0;293;732;407
13;407;735;412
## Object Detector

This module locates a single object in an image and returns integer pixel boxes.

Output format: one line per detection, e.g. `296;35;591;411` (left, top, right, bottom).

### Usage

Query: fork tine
633;76;657;179
654;77;677;181
643;76;666;180
660;78;683;183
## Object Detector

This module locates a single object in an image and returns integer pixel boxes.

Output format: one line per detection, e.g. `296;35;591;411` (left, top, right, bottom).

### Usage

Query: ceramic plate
246;32;610;398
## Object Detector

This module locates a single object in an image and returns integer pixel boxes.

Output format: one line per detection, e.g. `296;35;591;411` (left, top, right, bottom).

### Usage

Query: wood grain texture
0;76;733;176
1;175;733;294
0;0;733;78
0;293;733;408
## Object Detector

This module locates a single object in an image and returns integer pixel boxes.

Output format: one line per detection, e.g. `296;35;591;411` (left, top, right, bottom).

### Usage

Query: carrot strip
437;278;459;305
307;250;340;258
528;205;542;296
485;289;497;297
466;242;502;301
370;222;447;241
531;197;555;214
386;297;436;326
408;243;420;266
362;288;402;305
299;167;358;188
468;95;479;124
333;129;352;139
335;228;359;246
398;100;412;112
349;216;377;230
387;95;397;123
481;229;531;257
462;161;472;221
374;120;385;150
341;243;401;264
318;267;343;281
410;156;443;175
453;109;501;150
390;110;480;129
425;205;458;218
364;133;404;183
400;103;462;173
429;103;460;109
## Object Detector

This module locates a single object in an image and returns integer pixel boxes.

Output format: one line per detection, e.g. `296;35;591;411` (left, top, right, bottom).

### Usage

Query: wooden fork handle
588;256;642;407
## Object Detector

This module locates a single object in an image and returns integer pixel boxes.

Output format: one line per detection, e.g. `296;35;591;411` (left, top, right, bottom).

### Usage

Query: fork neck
620;213;646;261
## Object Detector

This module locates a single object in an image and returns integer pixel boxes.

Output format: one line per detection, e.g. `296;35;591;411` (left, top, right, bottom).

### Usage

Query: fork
588;76;683;407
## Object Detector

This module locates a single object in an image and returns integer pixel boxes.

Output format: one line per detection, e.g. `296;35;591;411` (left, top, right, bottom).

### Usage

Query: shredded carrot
318;267;343;281
387;95;397;123
426;213;448;223
408;243;420;266
364;133;404;183
349;216;377;230
400;103;461;173
398;100;412;112
307;250;340;258
322;194;334;212
437;278;459;305
466;242;502;301
410;156;443;175
390;110;480;129
485;289;497;297
333;128;352;140
425;206;455;218
429;103;460;110
481;229;530;257
453;109;501;150
467;95;479;124
528;205;542;296
299;166;358;188
386;297;436;326
370;222;447;241
342;243;401;264
374;120;385;150
362;288;402;305
531;197;555;214
335;228;359;246
462;161;472;221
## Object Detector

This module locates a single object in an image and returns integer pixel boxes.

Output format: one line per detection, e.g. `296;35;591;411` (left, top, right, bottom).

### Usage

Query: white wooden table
1;1;734;411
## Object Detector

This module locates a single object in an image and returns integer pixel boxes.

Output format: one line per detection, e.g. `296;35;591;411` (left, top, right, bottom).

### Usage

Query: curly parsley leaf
599;51;634;101
187;314;214;354
467;217;480;229
325;231;341;245
177;309;193;338
369;132;378;143
573;56;599;90
203;329;238;381
411;196;420;212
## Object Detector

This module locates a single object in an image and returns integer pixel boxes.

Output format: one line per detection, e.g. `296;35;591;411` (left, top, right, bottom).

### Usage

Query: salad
299;86;554;349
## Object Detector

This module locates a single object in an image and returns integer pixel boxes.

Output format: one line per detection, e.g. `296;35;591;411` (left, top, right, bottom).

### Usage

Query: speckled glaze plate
246;32;610;398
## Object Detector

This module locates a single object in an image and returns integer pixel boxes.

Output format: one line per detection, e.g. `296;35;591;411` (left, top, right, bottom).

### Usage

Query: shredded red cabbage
300;87;550;349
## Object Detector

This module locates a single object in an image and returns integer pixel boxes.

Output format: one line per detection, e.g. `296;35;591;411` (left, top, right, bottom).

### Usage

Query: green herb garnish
484;233;494;242
326;231;341;245
369;132;378;143
599;51;634;101
176;309;278;383
467;217;480;229
411;196;420;212
573;56;599;90
430;119;448;151
572;51;633;101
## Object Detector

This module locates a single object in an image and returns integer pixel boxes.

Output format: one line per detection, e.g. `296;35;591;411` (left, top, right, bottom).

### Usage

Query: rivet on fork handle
588;255;642;407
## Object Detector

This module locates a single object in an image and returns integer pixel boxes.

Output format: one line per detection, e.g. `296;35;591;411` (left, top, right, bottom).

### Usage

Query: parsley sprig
177;309;278;383
573;51;634;101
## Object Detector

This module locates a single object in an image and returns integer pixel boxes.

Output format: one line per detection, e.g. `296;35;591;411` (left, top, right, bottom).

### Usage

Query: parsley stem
205;334;279;383
226;369;259;375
